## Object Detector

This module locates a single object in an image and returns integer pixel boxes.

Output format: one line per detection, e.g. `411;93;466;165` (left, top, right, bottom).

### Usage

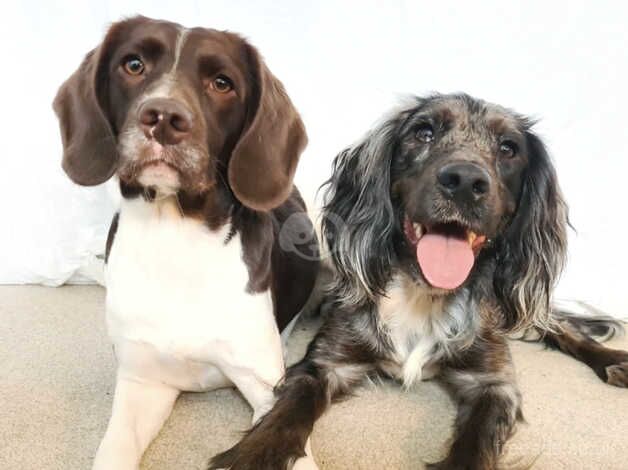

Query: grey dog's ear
53;20;135;185
228;43;308;211
493;131;568;332
321;110;412;305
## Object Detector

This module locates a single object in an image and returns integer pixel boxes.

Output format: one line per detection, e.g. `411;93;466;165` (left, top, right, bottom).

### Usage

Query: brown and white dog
53;16;319;470
211;94;628;470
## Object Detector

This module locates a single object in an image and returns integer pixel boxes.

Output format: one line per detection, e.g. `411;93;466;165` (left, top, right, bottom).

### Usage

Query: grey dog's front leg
429;337;522;470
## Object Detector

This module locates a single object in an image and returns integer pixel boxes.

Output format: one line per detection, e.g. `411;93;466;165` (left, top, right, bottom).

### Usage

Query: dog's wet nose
437;162;491;203
138;98;193;145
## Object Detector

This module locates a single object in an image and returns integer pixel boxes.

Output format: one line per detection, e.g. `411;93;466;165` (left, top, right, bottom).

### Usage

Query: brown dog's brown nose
138;98;193;145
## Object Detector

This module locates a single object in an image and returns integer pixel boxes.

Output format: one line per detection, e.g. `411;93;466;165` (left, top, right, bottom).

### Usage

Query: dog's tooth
413;223;424;239
467;231;477;245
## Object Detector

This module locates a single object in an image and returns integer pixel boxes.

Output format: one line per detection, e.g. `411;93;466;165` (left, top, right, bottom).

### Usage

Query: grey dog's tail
516;300;625;343
551;301;625;341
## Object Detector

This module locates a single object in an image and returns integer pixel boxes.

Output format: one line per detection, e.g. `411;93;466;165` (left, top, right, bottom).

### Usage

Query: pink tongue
416;233;474;290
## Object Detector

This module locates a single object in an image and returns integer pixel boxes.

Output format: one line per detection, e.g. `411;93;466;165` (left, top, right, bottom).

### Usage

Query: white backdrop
1;1;627;317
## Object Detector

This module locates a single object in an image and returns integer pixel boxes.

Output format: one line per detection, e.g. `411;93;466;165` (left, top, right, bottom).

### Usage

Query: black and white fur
211;94;628;470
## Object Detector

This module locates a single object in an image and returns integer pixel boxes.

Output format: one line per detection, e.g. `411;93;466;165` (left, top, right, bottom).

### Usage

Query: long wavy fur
493;132;569;332
321;105;415;306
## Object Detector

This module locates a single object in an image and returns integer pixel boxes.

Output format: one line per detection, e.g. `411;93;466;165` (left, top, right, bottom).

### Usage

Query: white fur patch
137;162;180;192
141;27;189;100
378;274;476;387
105;196;285;392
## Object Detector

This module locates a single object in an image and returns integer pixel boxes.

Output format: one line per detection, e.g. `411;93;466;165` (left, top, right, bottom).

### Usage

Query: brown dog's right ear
53;43;118;185
228;43;308;212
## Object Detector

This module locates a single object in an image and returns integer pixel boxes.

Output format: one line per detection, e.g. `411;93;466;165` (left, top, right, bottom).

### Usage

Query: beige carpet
1;286;627;470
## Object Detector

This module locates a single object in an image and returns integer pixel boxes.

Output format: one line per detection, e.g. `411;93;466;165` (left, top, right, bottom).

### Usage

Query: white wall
1;1;627;316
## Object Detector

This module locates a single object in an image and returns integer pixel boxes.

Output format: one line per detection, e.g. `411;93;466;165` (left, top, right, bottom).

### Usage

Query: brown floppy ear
229;45;308;211
53;32;119;185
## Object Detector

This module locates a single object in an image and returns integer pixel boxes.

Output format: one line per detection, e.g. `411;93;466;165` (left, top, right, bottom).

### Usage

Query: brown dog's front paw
425;459;468;470
606;361;628;387
425;461;447;470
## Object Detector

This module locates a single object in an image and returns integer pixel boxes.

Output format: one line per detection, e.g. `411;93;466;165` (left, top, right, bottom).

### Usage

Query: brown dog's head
53;16;306;211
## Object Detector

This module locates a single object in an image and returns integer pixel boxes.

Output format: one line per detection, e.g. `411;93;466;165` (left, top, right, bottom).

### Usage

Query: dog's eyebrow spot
436;107;457;126
486;115;519;137
134;37;165;59
430;101;464;122
488;117;506;135
199;55;234;76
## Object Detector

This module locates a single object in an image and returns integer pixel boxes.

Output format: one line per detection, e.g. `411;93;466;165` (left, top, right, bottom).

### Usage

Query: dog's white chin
138;163;180;195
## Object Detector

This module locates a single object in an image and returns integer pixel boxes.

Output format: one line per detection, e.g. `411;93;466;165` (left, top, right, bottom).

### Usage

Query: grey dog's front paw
606;360;628;387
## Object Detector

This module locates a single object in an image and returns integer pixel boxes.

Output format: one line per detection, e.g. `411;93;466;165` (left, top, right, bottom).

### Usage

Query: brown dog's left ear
53;20;131;186
229;44;308;211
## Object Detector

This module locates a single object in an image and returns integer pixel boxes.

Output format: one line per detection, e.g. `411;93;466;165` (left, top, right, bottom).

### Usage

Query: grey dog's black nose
138;98;193;145
437;162;491;202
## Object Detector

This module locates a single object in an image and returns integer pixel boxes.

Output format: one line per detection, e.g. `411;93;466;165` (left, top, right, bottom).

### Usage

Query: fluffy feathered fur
210;94;628;470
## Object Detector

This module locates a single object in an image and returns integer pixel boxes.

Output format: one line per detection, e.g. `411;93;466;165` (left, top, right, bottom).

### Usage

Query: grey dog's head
323;93;568;331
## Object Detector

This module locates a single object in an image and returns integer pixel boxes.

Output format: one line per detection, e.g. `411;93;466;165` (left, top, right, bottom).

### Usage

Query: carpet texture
1;285;626;469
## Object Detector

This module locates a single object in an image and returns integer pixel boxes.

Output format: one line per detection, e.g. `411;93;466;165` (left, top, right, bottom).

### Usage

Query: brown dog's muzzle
138;98;194;146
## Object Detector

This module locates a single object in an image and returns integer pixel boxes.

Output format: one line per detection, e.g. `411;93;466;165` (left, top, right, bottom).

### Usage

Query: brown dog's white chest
105;196;283;391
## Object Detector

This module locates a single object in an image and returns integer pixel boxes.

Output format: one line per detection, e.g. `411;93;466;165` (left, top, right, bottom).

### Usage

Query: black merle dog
211;94;628;470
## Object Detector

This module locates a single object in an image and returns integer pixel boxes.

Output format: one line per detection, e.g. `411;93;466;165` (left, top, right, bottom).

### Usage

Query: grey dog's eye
415;123;434;143
499;141;518;158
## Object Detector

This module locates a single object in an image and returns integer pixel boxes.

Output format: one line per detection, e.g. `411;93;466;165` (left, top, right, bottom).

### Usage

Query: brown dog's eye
415;123;434;143
211;75;234;93
123;56;145;76
499;141;518;158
